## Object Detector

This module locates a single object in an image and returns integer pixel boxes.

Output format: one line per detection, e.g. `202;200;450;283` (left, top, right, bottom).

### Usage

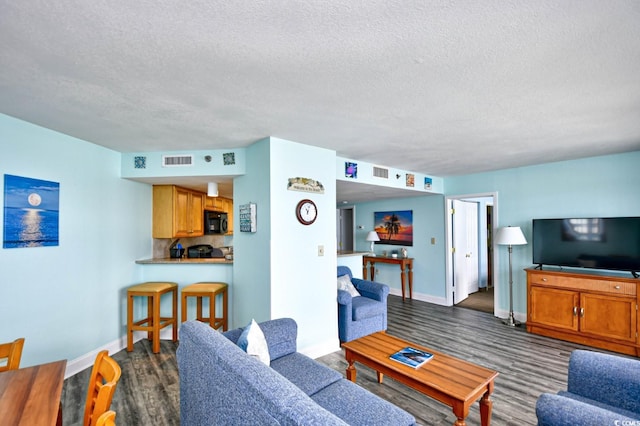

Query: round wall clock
296;199;317;225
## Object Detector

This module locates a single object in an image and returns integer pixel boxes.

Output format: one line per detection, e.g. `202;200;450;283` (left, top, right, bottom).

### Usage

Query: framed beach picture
3;174;60;248
373;210;413;246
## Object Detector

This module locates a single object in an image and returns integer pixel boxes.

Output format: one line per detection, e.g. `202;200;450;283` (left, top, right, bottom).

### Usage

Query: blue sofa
337;265;389;343
536;350;640;425
177;318;416;425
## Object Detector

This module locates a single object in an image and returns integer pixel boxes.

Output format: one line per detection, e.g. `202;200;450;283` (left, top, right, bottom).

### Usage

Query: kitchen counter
337;251;369;257
136;257;233;264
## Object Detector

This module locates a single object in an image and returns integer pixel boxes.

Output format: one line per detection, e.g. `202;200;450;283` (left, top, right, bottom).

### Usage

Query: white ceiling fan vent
162;155;193;167
372;165;389;179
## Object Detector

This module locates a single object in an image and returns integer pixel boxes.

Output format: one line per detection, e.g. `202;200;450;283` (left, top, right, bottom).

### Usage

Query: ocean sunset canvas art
373;210;413;246
3;174;60;248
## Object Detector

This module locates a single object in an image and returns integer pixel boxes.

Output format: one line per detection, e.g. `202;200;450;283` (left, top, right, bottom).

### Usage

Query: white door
453;200;479;304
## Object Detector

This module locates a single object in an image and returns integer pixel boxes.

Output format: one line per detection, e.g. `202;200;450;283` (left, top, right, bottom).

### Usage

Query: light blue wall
232;138;272;327
269;138;338;352
0;114;152;368
353;194;447;302
445;151;640;315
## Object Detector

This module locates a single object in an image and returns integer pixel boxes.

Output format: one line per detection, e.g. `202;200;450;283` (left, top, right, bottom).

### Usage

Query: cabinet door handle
573;306;578;316
541;278;547;282
580;308;585;317
614;285;621;290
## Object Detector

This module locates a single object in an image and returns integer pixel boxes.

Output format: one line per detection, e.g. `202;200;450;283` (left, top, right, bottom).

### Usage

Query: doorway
337;207;355;252
445;193;498;315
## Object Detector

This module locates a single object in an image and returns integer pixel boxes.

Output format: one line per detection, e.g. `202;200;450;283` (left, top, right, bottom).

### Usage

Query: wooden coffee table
342;332;498;426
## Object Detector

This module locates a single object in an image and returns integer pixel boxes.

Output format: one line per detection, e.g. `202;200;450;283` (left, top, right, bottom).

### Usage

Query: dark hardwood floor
61;295;610;425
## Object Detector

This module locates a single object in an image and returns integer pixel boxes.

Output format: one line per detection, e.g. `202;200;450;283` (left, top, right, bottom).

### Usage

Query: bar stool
181;282;228;331
127;282;178;353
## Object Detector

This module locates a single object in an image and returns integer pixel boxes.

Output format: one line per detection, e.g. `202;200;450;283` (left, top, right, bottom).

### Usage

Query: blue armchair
337;266;389;343
536;350;640;425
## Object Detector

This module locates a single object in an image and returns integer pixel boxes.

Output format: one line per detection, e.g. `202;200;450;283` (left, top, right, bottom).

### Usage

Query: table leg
400;264;406;300
451;401;469;426
363;262;368;280
408;262;413;299
370;263;376;281
345;353;357;382
376;371;384;384
479;391;493;426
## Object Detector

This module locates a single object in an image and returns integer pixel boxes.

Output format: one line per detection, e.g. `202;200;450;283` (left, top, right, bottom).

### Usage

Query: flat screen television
532;217;640;277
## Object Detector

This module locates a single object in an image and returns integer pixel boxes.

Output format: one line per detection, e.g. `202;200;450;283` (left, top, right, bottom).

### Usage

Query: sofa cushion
337;274;360;297
237;319;271;366
311;378;416;426
271;352;342;396
352;296;385;321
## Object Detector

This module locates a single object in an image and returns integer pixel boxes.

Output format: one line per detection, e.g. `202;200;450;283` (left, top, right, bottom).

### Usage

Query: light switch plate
318;245;324;256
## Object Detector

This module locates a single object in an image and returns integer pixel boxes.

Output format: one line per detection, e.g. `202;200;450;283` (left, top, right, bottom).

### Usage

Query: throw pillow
237;319;271;366
337;274;360;297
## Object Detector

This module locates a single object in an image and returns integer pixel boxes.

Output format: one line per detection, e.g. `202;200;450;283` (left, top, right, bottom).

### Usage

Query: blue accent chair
536;350;640;425
337;265;389;343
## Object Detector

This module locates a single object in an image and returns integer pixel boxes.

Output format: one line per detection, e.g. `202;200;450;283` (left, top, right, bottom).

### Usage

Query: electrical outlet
431;237;436;245
318;245;324;256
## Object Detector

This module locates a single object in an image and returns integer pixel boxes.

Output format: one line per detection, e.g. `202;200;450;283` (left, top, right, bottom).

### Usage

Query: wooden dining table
0;359;67;425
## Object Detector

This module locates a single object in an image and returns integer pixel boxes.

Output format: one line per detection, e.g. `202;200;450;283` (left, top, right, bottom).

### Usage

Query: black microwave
204;211;228;234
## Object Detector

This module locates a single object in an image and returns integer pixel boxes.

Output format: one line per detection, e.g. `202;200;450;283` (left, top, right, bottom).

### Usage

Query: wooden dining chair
95;410;116;426
0;337;25;372
83;351;121;426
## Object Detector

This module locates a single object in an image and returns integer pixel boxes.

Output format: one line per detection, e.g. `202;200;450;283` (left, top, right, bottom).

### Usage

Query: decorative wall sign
345;162;357;178
373;210;413;246
223;152;236;165
134;156;146;169
239;202;257;232
287;177;325;194
3;174;60;248
406;173;415;187
424;177;433;190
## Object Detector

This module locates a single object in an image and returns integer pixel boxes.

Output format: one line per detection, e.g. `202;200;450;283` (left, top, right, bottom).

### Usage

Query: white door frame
445;192;499;313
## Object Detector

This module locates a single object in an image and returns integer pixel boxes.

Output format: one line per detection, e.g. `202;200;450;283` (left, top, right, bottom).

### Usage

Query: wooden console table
363;256;414;300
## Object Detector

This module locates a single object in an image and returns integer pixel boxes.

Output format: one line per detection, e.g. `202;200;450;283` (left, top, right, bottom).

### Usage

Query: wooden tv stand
526;268;639;357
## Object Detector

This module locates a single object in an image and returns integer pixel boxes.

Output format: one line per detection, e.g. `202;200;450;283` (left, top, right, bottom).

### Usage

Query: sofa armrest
567;350;640;415
337;289;352;305
536;393;638;426
351;278;389;302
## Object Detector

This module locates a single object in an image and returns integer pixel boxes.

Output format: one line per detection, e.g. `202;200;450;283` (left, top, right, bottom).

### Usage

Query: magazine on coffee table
389;346;434;369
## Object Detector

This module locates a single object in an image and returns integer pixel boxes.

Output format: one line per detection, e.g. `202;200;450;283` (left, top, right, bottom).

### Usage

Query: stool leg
147;295;154;342
222;288;228;331
181;293;188;323
127;293;134;352
152;294;160;353
196;296;203;321
209;294;215;329
172;288;178;342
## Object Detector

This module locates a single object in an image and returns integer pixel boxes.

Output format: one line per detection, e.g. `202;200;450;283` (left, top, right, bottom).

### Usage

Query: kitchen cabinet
205;196;234;234
153;185;205;238
526;268;638;356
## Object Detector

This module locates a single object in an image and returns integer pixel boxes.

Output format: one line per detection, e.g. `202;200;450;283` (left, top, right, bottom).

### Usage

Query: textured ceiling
1;1;639;190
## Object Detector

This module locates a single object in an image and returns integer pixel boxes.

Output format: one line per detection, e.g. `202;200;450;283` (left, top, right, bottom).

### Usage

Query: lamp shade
495;226;527;245
207;182;219;197
366;231;380;242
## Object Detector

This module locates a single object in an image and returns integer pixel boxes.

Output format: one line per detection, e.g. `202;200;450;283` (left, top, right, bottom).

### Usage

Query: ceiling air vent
372;165;389;179
162;155;193;167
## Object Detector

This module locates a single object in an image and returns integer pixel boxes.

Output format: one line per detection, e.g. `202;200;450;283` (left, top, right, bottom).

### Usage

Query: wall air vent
162;155;194;167
372;166;389;179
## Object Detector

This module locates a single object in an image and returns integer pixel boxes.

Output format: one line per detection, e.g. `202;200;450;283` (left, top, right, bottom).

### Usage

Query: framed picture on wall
373;210;413;246
3;174;60;248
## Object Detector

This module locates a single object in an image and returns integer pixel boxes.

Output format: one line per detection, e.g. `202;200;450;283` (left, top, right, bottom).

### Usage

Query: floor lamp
495;226;527;326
